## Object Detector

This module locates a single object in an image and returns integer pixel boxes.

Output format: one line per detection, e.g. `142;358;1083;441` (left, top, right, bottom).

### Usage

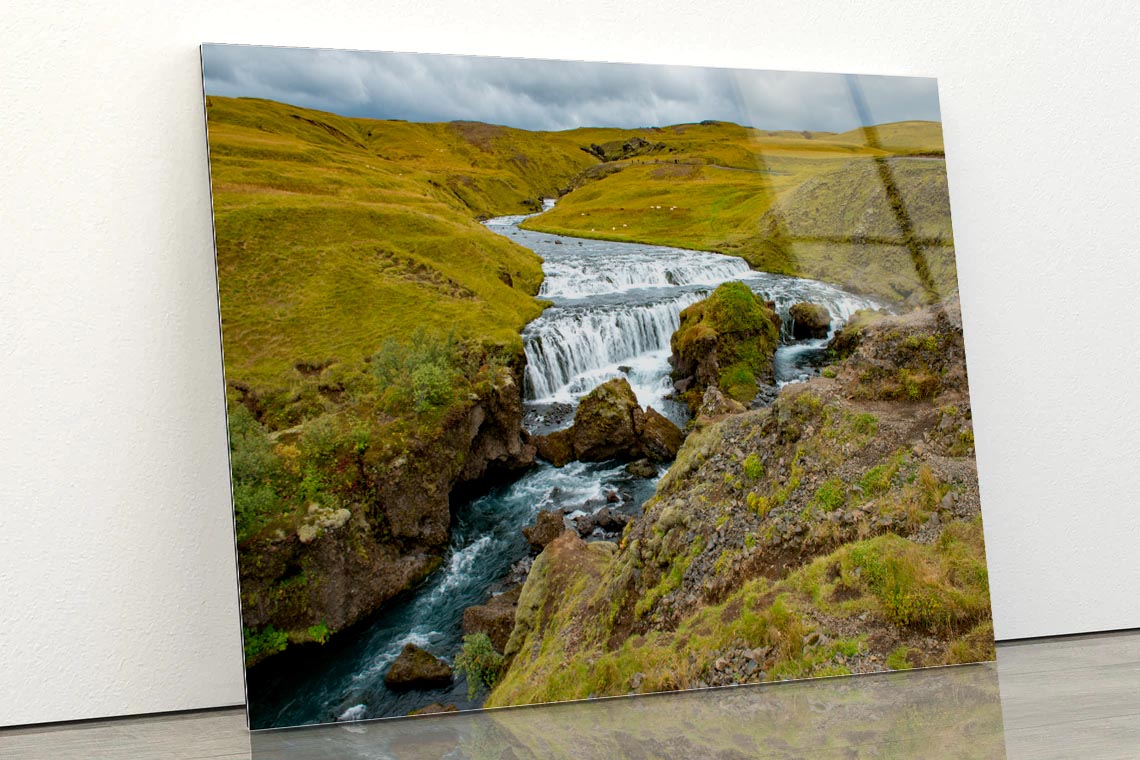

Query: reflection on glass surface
251;662;1005;759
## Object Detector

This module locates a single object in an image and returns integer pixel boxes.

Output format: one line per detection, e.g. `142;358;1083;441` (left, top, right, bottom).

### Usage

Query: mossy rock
789;302;831;339
670;281;781;409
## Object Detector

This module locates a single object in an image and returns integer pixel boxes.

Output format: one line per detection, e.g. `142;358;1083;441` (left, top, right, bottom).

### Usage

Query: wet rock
534;429;574;467
522;509;567;552
570;378;643;461
637;407;684;461
534;379;682;466
789;302;831;339
573;513;596;537
625;458;658;478
463;585;522;652
384;644;452;690
593;507;632;534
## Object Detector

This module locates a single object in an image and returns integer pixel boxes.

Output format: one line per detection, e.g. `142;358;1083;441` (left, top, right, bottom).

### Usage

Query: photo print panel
200;44;994;729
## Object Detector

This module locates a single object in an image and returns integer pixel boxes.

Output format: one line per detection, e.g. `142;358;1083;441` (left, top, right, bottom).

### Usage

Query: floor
2;630;1138;759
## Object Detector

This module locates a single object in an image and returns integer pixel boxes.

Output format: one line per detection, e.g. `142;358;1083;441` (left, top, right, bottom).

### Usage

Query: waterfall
537;250;751;298
522;292;703;401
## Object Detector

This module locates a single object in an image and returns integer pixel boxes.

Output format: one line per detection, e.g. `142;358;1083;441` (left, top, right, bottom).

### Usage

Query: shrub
306;621;331;644
454;633;505;700
813;479;845;512
742;453;764;481
227;405;289;542
370;328;462;414
244;625;288;663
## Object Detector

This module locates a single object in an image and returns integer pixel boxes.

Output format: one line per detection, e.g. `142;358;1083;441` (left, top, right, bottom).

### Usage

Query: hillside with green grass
486;300;991;707
522;119;954;304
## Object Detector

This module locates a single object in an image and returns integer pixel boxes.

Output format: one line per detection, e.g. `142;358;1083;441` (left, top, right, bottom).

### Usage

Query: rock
573;513;596;537
569;378;642;461
533;429;574;467
630;672;645;690
462;586;522;652
384;644;452;690
593;507;632;533
637;407;684;461
698;386;746;418
522;509;566;552
407;702;458;716
535;379;683;467
670;281;781;411
789;302;831;339
625;458;658;478
505;556;533;587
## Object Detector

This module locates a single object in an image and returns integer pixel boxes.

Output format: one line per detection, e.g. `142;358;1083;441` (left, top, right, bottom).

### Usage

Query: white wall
3;0;1138;728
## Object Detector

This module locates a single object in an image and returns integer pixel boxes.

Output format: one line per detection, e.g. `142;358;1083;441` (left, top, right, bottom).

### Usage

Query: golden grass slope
206;96;598;388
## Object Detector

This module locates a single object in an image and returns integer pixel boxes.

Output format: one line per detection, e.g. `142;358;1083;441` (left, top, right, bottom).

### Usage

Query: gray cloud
201;45;940;133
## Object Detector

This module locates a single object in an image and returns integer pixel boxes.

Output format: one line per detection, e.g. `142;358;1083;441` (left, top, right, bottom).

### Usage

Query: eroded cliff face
240;365;535;667
489;300;993;707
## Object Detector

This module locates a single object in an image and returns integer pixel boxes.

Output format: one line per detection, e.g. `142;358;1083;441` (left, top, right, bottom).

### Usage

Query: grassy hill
522;119;954;303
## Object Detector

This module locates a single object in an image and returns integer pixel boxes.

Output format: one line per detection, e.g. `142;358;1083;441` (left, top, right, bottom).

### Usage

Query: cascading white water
488;205;883;408
522;292;704;401
536;250;751;298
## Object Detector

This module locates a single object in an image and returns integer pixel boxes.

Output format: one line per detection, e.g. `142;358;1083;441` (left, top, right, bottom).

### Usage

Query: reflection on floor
2;630;1139;759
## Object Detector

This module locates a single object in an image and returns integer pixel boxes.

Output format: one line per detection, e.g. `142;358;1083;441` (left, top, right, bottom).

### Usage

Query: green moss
306;621;331;644
886;645;915;670
671;281;780;408
244;625;288;665
812;478;846;512
454;632;505;700
742;453;764;481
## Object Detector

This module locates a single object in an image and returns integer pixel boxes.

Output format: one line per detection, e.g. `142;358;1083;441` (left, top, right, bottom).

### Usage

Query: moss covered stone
670;281;781;409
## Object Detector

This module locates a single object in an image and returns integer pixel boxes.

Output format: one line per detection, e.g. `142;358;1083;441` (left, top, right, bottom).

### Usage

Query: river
246;202;880;728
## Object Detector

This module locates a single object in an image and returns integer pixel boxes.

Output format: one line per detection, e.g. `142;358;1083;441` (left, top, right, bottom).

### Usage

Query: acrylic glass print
200;44;995;730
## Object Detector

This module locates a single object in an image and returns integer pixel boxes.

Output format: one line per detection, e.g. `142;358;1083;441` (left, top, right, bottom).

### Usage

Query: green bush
244;625;288;663
742;453;764;481
371;328;462;414
454;633;505;700
227;405;289;542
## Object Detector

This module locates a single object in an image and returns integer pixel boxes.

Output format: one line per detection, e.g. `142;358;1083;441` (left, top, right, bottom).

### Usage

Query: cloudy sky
201;45;940;133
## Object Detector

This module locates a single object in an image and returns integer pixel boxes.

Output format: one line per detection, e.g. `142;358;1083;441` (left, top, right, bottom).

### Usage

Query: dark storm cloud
201;45;940;132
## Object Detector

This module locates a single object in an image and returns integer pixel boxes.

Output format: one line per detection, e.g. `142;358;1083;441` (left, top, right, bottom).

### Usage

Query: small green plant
812;479;846;512
306;621;331;644
747;491;771;516
454;633;505;700
742;453;764;481
244;625;288;663
886;645;914;670
851;412;878;435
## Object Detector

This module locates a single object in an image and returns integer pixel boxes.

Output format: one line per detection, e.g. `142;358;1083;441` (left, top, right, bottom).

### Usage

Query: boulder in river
568;378;643;461
670;281;781;411
462;585;522;652
638;407;684;461
532;378;685;467
625;458;658;478
384;644;453;690
789;302;832;339
522;509;567;553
